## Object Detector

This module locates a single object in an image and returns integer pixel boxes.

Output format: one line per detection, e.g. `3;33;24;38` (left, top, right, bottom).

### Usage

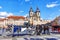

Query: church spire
36;7;40;12
29;6;33;12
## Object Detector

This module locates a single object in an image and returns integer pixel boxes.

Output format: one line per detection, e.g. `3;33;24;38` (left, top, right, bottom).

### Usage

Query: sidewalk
0;34;60;40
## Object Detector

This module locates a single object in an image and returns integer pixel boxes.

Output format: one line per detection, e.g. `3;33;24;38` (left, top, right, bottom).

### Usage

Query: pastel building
0;16;26;28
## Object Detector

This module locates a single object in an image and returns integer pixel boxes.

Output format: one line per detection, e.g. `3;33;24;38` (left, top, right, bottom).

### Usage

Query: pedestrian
44;25;50;35
36;25;42;35
39;25;42;35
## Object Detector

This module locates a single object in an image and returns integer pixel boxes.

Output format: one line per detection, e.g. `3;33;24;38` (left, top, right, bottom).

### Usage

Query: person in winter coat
44;25;50;35
36;25;42;35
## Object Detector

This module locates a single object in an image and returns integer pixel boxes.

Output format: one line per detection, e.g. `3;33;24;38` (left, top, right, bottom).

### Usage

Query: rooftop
0;16;25;21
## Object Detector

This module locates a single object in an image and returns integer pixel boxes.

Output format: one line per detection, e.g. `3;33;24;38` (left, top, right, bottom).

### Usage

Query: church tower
29;7;33;17
36;7;40;22
29;6;41;25
29;7;34;25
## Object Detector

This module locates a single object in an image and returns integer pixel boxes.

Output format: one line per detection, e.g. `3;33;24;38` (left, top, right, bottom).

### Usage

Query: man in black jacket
36;25;42;35
44;25;50;35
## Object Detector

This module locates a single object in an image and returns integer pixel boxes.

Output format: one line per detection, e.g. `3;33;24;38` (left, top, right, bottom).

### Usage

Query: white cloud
52;1;58;3
0;6;2;9
46;3;60;8
24;14;28;17
25;0;30;2
20;11;24;13
40;18;43;20
0;17;5;18
46;1;60;8
0;12;13;18
7;13;13;16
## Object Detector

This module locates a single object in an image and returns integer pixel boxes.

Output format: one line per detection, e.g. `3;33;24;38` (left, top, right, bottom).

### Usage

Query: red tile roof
51;22;58;26
7;16;25;20
51;16;60;26
0;16;25;21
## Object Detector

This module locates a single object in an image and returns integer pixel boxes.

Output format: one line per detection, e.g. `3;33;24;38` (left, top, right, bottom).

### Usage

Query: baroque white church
27;7;51;25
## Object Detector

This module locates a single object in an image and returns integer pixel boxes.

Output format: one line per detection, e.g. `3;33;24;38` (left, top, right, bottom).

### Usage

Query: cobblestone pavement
0;34;60;40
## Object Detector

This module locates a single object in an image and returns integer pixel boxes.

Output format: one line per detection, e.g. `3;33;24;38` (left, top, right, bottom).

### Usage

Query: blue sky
0;0;60;20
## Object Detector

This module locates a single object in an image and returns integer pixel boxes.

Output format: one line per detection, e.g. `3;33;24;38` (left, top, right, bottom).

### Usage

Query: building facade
0;16;26;28
51;16;60;32
28;7;51;25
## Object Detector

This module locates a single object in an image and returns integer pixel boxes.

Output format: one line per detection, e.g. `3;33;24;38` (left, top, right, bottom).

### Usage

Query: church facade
28;7;51;25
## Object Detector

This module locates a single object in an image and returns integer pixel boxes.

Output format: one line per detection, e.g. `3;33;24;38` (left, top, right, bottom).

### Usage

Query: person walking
36;25;42;35
39;25;42;35
44;25;50;35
